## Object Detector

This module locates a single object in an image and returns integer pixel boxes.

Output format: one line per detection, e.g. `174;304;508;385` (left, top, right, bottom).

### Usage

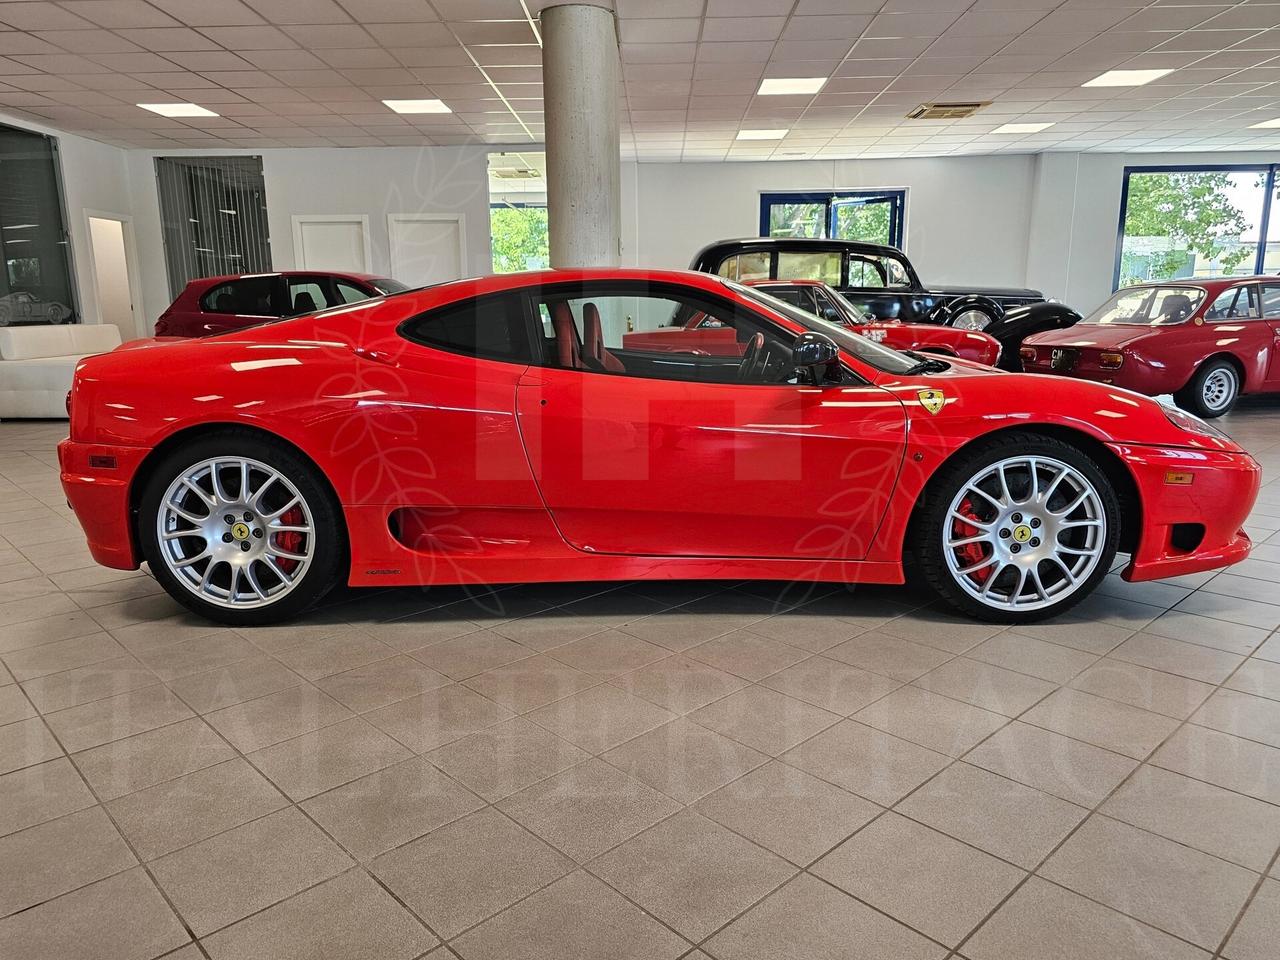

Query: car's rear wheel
1176;359;1239;419
916;436;1120;623
138;432;344;625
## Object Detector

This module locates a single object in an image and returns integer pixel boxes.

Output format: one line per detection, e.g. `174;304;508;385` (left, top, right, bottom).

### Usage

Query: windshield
1082;286;1205;326
727;279;919;375
371;278;411;296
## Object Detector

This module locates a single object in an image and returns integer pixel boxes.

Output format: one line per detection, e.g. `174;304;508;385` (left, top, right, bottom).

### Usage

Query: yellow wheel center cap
231;522;251;541
1012;524;1033;544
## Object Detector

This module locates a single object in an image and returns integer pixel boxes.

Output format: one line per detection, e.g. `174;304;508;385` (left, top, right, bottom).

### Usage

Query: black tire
138;430;345;626
914;433;1121;624
1175;359;1239;419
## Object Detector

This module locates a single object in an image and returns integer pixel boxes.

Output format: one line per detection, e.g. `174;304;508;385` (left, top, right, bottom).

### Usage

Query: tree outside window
490;205;549;273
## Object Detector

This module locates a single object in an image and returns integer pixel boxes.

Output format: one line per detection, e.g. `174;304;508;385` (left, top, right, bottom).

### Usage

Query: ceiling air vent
491;168;541;180
906;101;990;120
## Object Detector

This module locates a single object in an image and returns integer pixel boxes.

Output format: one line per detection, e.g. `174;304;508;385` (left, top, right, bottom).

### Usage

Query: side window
1261;284;1280;319
777;251;840;285
847;254;910;289
201;277;278;316
335;281;374;304
285;278;332;315
715;252;771;281
400;293;532;362
1205;285;1260;321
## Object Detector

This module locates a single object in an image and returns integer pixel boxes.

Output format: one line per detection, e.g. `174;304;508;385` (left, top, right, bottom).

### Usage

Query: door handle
353;346;394;365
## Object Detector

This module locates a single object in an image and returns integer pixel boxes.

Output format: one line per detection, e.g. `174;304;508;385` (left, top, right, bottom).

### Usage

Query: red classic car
1022;277;1280;417
623;279;1001;366
60;268;1259;626
154;270;410;337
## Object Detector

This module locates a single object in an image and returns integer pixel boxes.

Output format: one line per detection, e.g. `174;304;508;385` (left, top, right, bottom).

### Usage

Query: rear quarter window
201;277;278;315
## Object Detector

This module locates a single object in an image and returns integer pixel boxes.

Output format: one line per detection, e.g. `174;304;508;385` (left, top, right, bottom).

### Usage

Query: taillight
65;390;71;416
1099;352;1124;370
1020;346;1036;362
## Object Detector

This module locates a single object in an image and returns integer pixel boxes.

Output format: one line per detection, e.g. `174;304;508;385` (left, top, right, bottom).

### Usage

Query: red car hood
1026;324;1159;351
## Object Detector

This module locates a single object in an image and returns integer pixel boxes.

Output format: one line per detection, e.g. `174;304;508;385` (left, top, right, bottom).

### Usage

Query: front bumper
58;439;145;570
1112;442;1260;582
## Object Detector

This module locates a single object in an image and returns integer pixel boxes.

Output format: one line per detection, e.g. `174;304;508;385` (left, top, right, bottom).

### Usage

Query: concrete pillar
541;4;621;267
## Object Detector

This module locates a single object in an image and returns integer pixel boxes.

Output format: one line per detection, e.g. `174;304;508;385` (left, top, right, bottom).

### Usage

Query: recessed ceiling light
737;129;789;140
137;103;218;118
1249;117;1280;129
1082;68;1174;87
382;99;451;114
993;122;1056;134
757;77;827;96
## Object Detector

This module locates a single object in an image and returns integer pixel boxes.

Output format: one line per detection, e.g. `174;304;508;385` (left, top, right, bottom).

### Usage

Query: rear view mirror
793;331;841;385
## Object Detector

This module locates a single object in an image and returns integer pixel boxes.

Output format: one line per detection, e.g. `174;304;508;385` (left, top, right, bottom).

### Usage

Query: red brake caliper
953;496;990;583
273;506;305;575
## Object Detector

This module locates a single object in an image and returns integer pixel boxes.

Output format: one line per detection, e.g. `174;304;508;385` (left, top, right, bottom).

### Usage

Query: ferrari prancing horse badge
917;389;946;415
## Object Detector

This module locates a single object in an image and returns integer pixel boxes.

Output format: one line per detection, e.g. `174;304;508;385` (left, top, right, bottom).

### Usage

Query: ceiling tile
61;1;182;29
147;0;266;27
335;0;440;22
282;23;378;47
619;18;701;44
243;0;353;23
117;28;222;51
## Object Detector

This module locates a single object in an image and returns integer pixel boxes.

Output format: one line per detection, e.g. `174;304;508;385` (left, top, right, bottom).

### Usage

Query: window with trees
490;203;549;273
1115;165;1280;289
760;191;905;248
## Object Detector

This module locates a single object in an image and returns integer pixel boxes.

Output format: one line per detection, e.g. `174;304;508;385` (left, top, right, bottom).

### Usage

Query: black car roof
690;237;907;269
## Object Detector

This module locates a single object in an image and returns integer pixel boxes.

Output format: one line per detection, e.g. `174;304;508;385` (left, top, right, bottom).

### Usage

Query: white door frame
386;213;468;282
82;209;146;339
290;214;373;272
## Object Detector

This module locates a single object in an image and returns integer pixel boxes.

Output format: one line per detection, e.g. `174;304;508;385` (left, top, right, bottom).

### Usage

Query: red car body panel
1023;276;1280;396
154;271;398;338
59;268;1259;593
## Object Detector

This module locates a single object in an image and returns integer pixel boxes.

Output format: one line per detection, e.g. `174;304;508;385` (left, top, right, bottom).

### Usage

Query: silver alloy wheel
1201;365;1238;413
943;455;1106;612
156;457;315;610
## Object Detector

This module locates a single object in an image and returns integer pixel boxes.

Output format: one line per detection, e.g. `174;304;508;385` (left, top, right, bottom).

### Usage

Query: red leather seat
582;302;626;373
550;301;582;368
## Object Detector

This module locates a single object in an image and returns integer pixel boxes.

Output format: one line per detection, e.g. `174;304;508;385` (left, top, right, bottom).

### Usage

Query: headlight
1163;405;1231;442
953;310;992;331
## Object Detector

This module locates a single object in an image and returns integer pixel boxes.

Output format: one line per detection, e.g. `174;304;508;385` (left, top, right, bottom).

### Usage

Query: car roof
1121;275;1280;295
746;279;829;288
188;270;390;287
691;236;906;264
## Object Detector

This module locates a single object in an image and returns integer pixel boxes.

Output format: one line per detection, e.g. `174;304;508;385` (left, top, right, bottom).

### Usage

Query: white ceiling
0;0;1278;158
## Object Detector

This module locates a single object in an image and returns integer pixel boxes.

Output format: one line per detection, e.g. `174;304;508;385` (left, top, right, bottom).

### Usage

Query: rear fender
989;302;1083;370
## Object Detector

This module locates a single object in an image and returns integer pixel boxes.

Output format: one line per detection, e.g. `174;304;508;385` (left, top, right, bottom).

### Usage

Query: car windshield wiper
901;350;951;375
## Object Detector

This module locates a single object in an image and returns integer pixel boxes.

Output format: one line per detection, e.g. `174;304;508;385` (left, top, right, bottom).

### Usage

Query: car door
514;280;908;561
1260;283;1280;385
1204;283;1268;385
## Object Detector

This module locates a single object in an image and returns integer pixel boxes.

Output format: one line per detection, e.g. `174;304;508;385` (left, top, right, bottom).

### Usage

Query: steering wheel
738;333;768;382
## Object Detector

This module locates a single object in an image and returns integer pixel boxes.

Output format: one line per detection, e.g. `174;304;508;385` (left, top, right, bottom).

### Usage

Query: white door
292;215;370;272
388;214;464;288
87;216;138;339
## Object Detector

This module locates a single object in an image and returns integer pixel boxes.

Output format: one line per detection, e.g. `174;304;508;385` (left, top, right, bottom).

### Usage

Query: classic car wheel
139;433;344;625
1177;360;1239;419
950;307;995;331
45;304;67;323
917;436;1119;623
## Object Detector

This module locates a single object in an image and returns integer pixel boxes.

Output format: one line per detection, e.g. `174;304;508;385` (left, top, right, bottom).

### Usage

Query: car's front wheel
916;436;1120;623
138;432;345;625
1176;359;1239;419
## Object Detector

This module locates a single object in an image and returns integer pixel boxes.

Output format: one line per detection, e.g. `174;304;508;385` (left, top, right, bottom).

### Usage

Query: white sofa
0;325;123;419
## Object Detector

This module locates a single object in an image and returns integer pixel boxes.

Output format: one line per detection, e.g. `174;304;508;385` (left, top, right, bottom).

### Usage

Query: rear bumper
58;439;145;570
1111;442;1260;582
1023;353;1180;396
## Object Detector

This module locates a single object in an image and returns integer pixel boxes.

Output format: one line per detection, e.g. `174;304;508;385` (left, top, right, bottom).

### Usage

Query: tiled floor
2;406;1280;959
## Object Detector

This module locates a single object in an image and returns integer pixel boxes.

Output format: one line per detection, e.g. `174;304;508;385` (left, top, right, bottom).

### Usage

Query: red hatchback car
154;271;409;337
1022;277;1280;417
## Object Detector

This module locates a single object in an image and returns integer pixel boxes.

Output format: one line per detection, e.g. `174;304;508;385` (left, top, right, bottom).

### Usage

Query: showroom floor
1;411;1279;960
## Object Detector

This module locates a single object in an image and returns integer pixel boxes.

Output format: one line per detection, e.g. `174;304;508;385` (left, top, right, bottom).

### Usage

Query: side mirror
793;331;841;385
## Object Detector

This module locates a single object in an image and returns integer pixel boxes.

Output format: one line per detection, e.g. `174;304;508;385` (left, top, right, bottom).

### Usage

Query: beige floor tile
164;655;304;714
783;718;950;806
695;759;881;865
878;607;1005;654
1174;591;1280;632
963;876;1209;960
602;717;768;803
823;630;954;682
1144;609;1270;656
854;685;1008;757
408;630;533;680
425;716;591;802
592;809;794;940
0;683;35;724
683;629;808;682
1041;814;1257;949
968;632;1099;683
897;762;1087;869
372;806;573;939
301;756;483;861
607;654;748;714
489;611;614;651
44;684;192;753
814;811;1025;947
689;685;840;756
1223;877;1280;960
619;610;759;652
0;609;103;656
2;631;124;682
453;869;688;960
313;654;451;712
1022;687;1179;759
1227;658;1280;701
912;657;1056;717
1192;687;1280;748
497;758;680;862
526;683;676;753
1256;631;1280;664
363;611;483;652
745;613;862;653
205;684;352;753
365;683;513;753
1009;614;1135;656
1070;658;1215;719
0;757;95;837
706;873;945;960
461;653;599;713
759;655;901;715
19;655;158;714
0;806;135;917
136;632;259;682
964;721;1138;807
1111;632;1245;684
107;757;288;861
0;716;62;775
1153;723;1280;805
150;807;352;937
0;868;189;960
71;715;235;801
246;717;412;800
272;631;398;681
201;869;436;960
546;628;671;679
108;618;229;657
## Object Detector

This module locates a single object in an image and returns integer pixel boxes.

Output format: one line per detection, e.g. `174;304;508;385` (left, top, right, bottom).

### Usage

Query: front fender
989;302;1082;370
928;294;1005;327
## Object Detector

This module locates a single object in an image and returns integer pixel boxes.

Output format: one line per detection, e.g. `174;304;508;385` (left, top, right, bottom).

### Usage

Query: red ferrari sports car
59;268;1259;626
1022;276;1280;418
622;279;1001;366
